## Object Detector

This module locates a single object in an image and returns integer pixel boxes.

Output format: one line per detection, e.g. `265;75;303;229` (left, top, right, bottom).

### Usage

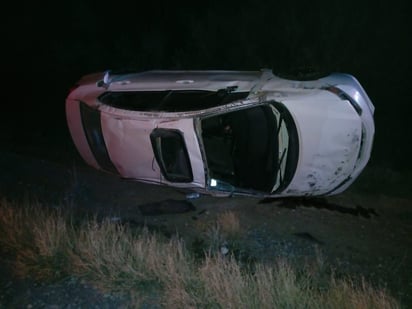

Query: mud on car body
66;69;375;197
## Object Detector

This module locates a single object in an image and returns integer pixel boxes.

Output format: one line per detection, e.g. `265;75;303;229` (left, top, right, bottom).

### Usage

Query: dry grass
0;198;401;308
322;276;401;309
0;198;72;280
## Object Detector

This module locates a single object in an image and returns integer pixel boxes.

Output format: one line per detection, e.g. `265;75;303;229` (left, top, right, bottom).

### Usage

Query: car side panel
98;113;206;188
100;115;161;182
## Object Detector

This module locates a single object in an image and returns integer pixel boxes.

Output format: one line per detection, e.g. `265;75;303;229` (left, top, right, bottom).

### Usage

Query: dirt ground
0;146;411;308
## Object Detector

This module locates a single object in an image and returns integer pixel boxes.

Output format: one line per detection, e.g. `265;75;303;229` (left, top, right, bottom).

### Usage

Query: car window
270;102;299;193
98;90;249;112
150;129;193;182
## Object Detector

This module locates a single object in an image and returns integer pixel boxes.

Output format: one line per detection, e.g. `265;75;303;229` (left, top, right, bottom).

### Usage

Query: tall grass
0;198;400;308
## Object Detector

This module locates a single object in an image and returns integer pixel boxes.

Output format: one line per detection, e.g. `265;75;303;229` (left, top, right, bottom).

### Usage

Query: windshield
200;102;298;194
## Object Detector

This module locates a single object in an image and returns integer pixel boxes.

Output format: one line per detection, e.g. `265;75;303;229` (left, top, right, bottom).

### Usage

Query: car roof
101;69;272;92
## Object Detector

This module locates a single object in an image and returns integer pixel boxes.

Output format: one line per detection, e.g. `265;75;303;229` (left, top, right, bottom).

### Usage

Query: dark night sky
2;0;412;170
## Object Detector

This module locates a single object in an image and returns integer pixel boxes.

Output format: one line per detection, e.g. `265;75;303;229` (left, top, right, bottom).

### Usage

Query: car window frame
150;128;194;183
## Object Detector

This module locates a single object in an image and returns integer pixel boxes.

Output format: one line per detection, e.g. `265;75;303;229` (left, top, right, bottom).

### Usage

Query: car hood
278;90;362;195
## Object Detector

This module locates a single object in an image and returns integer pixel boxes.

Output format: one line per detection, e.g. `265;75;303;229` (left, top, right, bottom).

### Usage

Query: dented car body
66;69;375;197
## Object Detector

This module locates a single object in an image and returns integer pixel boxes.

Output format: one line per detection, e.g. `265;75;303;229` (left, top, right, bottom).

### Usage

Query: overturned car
66;69;375;197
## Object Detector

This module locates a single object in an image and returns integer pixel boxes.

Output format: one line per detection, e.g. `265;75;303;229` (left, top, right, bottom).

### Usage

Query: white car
66;69;375;197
